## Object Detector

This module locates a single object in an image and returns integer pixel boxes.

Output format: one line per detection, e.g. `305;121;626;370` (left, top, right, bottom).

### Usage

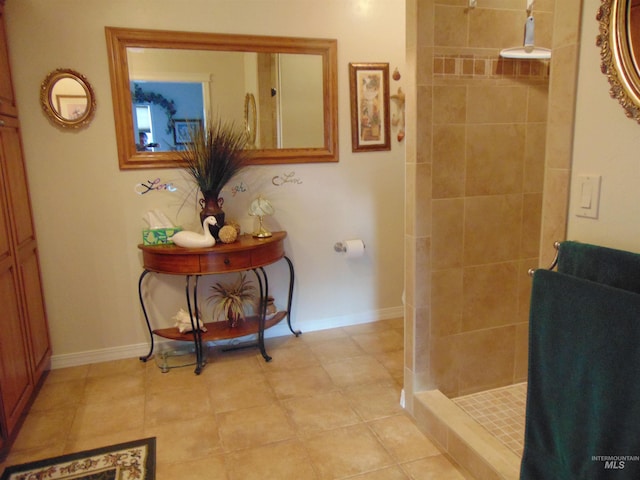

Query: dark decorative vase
199;196;225;239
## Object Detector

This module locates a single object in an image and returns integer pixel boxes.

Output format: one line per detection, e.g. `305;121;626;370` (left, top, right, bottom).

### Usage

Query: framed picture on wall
173;118;203;145
349;63;391;152
55;95;88;121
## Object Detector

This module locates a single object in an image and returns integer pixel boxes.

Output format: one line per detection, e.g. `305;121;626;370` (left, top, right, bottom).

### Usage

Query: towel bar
528;241;560;277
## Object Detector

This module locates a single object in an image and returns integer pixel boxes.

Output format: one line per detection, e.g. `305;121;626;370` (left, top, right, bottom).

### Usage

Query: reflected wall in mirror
597;0;640;122
105;27;338;169
40;69;96;129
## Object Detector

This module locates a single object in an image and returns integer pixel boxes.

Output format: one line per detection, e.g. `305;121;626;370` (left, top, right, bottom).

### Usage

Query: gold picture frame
349;62;390;152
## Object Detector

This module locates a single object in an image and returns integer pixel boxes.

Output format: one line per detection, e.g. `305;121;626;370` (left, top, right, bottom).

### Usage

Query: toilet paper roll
343;239;365;258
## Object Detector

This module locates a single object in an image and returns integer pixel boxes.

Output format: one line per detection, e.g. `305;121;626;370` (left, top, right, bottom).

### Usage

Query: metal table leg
283;256;301;336
185;275;205;374
138;269;155;362
251;268;271;362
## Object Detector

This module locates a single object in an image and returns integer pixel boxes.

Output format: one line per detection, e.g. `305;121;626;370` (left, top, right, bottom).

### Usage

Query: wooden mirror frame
40;68;96;129
597;0;640;122
105;27;339;169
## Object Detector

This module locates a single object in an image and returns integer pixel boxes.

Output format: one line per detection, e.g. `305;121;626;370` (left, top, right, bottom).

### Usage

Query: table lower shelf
152;311;287;343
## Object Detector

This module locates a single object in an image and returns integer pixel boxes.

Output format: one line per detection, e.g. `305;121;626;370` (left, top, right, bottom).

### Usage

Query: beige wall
568;0;640;251
5;0;406;365
405;0;580;406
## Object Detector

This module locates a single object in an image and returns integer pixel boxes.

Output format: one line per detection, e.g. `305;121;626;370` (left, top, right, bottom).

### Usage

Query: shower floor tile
453;382;527;457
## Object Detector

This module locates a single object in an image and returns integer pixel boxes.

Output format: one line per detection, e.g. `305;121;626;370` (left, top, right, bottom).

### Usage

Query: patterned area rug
0;437;155;480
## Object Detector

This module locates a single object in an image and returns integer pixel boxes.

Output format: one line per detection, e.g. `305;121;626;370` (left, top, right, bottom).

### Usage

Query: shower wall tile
433;86;466;124
405;235;416;309
553;0;583;48
514;322;529;383
414;306;432;391
517;258;535;324
469;10;553;51
432;198;464;270
416;0;434;48
461;262;519;332
416;85;433;164
417;46;434;86
405;163;416;236
468;9;523;50
434;5;468;47
415;162;432;237
549;44;579;128
467;85;527;124
465;125;525;196
431;268;463;337
432;125;465;199
547;44;579;173
534;0;555;12
404;303;416;370
457;326;517;394
524;123;547;193
430;335;459;397
521;193;543;258
527;84;549;122
463;194;522;265
540;167;570;265
415;235;432;306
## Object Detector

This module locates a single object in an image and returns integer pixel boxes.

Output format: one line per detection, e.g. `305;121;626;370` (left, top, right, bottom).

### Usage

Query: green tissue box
142;227;182;245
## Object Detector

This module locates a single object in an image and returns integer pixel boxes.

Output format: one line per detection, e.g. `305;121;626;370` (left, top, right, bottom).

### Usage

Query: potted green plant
208;273;256;327
181;119;251;238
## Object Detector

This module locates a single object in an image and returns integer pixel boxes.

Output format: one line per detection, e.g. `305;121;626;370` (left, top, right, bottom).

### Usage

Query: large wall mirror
598;0;640;122
105;27;338;169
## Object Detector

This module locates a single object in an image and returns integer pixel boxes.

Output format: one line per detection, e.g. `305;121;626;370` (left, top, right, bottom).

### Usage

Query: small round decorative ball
226;220;241;235
218;225;238;244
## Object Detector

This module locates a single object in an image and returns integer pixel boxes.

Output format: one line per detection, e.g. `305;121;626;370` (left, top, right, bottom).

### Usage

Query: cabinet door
0;117;50;380
18;246;50;377
0;118;34;247
0;142;33;435
0;7;17;117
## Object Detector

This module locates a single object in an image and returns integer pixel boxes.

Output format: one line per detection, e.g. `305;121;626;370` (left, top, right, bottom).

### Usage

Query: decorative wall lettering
134;178;178;195
272;171;302;186
230;181;248;196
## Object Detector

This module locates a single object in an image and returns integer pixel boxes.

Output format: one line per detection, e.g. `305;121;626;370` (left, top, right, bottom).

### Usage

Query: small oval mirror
40;68;96;128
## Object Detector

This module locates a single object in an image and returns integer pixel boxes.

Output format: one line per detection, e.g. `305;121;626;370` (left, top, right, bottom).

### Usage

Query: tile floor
0;318;472;480
453;383;527;457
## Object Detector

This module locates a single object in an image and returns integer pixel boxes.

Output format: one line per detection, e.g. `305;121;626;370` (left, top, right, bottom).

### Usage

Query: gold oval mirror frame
597;0;640;122
40;68;96;129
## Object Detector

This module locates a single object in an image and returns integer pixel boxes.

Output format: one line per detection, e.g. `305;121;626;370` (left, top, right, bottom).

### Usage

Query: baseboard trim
50;306;404;369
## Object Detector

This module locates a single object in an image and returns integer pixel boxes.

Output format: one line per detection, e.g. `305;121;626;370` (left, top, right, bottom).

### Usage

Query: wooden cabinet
0;0;51;458
0;5;16;117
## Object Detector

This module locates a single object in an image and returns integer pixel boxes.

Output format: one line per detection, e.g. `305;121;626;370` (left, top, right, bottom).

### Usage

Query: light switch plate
575;175;601;219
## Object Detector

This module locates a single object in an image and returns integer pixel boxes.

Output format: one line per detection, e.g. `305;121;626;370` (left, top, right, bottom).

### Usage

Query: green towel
521;269;640;479
558;241;640;294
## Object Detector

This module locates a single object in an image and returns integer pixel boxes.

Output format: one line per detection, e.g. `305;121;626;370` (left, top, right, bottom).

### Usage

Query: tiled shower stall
404;0;583;477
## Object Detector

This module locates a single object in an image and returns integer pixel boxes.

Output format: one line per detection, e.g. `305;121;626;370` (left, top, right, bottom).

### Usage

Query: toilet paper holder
334;240;365;253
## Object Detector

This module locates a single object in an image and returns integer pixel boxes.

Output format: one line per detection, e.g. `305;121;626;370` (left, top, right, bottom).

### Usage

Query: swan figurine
170;216;217;248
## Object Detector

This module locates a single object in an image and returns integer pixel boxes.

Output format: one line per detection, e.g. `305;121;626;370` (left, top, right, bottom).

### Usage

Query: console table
137;231;300;374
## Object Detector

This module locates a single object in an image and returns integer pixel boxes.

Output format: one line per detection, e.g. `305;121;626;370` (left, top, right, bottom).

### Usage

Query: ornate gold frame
40;69;96;129
597;0;640;122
